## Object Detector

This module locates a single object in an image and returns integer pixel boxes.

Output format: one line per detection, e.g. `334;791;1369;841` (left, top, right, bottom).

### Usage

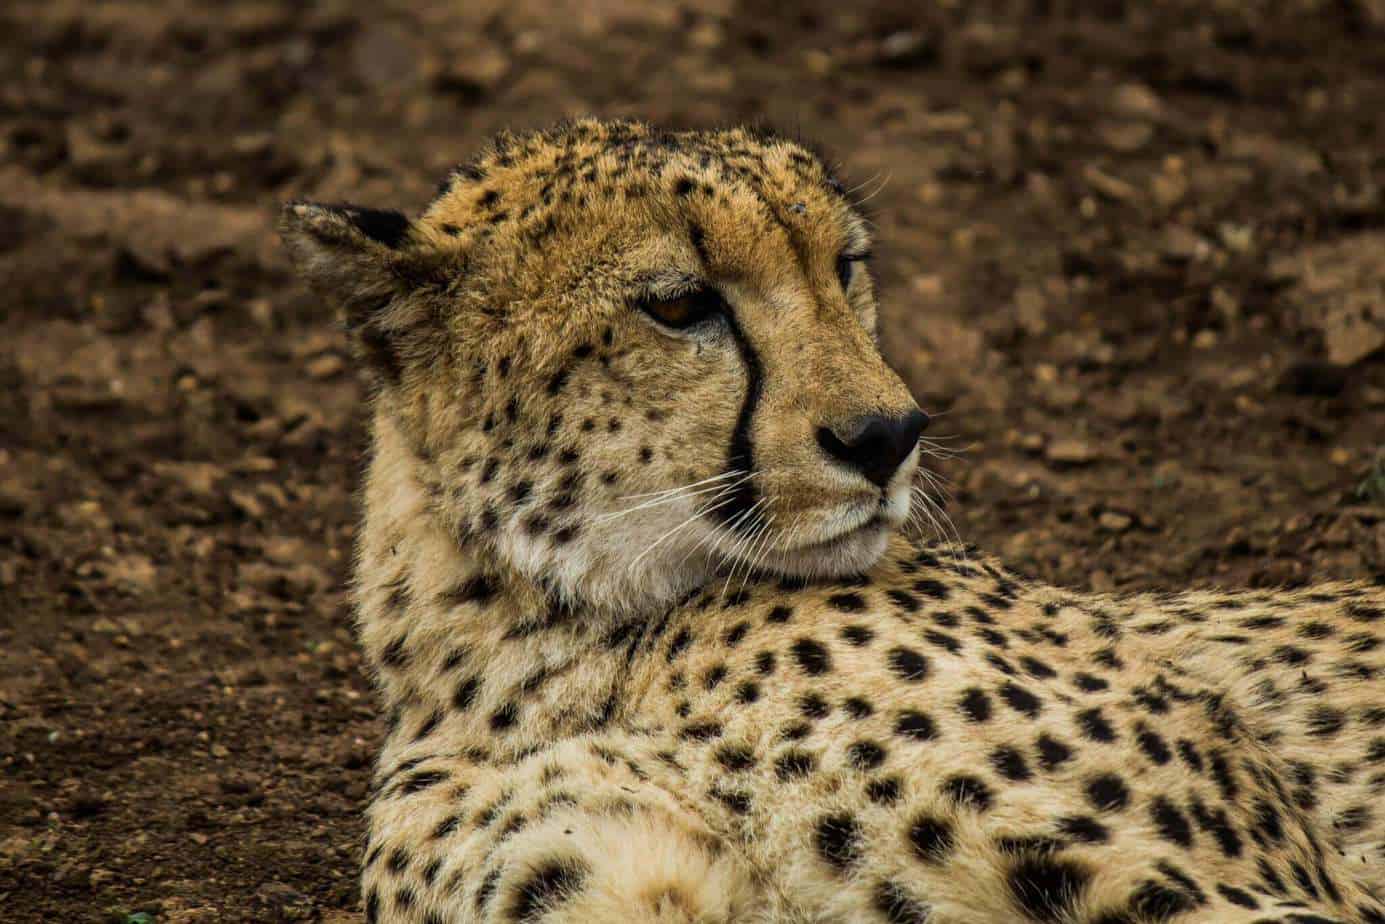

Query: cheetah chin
281;119;1385;924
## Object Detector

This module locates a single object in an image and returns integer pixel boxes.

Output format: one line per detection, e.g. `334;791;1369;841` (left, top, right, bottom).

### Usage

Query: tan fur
280;119;1385;924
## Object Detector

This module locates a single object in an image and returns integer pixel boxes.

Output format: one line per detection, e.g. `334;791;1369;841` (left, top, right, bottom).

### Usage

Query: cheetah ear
278;201;418;323
279;201;445;384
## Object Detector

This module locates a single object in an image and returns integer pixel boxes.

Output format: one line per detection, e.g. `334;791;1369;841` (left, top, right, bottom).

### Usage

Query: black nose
816;409;929;489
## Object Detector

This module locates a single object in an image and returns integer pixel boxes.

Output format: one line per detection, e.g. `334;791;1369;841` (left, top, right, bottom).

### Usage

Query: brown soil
2;1;1383;920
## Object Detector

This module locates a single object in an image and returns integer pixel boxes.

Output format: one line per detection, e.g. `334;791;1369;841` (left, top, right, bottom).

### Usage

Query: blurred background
2;0;1383;919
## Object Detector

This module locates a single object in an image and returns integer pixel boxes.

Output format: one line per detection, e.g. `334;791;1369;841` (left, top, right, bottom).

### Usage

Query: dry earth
1;1;1383;920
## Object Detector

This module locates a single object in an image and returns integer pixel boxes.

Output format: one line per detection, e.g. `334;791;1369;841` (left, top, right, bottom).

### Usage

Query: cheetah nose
816;409;929;490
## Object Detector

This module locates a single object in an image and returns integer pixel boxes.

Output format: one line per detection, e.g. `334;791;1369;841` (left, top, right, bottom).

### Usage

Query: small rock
229;490;265;519
1272;233;1385;366
433;39;510;96
306;353;345;380
1083;165;1139;202
1108;82;1163;119
102;554;158;594
1096;121;1153;153
1160;226;1212;262
1098;511;1133;532
1045;438;1097;465
877;31;936;68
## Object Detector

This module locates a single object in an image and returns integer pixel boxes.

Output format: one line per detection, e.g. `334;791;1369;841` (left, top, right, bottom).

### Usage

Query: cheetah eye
637;287;727;331
836;251;870;291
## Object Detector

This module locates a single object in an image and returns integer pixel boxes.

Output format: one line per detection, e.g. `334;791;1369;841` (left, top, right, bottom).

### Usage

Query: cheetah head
281;119;933;616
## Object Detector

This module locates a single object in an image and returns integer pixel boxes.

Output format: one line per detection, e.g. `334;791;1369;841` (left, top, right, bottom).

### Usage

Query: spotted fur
280;119;1385;924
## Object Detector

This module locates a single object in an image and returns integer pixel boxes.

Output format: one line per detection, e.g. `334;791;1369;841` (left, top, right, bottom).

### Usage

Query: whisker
616;469;744;501
596;472;751;522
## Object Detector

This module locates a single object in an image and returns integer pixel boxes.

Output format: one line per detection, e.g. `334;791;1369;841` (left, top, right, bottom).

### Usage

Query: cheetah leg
361;738;758;923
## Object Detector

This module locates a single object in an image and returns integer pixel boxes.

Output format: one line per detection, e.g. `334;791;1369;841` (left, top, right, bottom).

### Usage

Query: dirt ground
2;0;1384;920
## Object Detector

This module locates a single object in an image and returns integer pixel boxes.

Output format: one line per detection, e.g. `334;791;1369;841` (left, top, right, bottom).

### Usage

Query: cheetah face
281;120;933;615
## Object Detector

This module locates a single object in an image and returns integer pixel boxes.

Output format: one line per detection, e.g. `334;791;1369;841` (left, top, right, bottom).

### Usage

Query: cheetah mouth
787;513;889;553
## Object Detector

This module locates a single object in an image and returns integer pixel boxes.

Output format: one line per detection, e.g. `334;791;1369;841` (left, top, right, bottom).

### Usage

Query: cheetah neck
354;411;664;762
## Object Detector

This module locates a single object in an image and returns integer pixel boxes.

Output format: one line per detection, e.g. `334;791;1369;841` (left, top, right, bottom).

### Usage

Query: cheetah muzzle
280;119;1385;924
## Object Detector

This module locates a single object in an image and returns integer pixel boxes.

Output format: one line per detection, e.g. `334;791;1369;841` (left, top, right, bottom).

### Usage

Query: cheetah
279;118;1385;924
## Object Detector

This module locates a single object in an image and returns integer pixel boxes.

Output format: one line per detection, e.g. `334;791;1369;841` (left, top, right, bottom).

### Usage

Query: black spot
399;769;448;795
1135;726;1173;765
1149;797;1194;847
914;579;949;600
713;787;753;815
991;746;1032;781
413;709;443;741
828;592;866;612
442;575;496;606
766;605;793;623
848;740;887;770
941;774;993;811
799;693;831;719
546;368;570;396
999;682;1043;718
1072;672;1109;692
475;868;500;910
1176;739;1203;772
959;688;992;722
1008;855;1091;923
1076;708;1117;742
1085;774;1129;811
735;681;760;704
666;628;694;662
716;745;756;772
508;858;588;921
1252;798;1284;844
887;647;929;682
873;881;932;924
776;750;816;780
680;721;722;741
755;651;776;674
1190;798;1242;857
674;176;697;196
432;814;462;840
888;590;920;612
1215;883;1259;909
866;776;902;804
1346;603;1382;622
841;625;874;646
1306;705;1346;738
388;847;410;873
1130;880;1194;921
489;702;519;731
365;888;380;924
1058;815;1109;844
815;813;864;871
1036;734;1073;771
908;815;954;863
723;621;750;646
792;638;833;675
1208;751;1238;800
381;635;409;668
844;696;874;719
895;710;937;741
